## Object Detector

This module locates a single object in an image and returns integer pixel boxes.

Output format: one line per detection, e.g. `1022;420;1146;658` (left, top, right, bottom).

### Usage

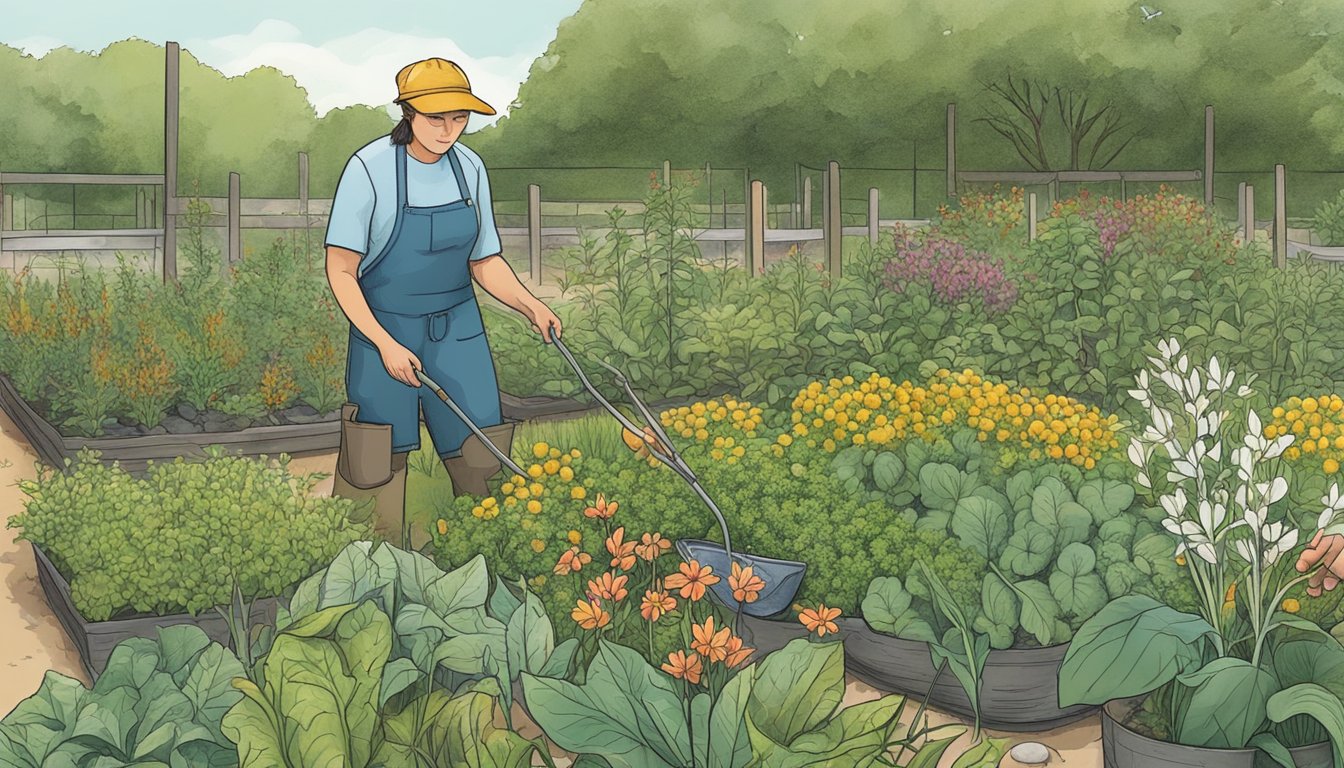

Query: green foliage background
3;0;1344;197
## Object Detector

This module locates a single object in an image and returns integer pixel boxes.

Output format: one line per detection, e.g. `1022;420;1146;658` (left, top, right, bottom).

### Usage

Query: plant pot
31;543;280;680
1101;697;1333;768
738;613;1095;731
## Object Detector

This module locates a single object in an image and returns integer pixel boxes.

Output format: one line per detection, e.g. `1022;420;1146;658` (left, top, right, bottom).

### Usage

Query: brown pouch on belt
336;402;394;489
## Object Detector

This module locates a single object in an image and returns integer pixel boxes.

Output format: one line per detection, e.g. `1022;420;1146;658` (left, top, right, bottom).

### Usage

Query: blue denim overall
345;143;503;459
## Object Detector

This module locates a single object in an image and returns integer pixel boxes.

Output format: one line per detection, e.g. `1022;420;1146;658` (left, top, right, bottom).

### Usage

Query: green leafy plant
521;637;969;767
9;446;369;621
223;599;554;768
0;624;245;766
1061;338;1344;760
282;540;576;727
1315;188;1344;246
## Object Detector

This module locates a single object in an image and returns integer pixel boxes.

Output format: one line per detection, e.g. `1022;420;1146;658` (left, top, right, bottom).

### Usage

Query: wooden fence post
0;173;5;256
747;180;765;276
1274;165;1286;269
227;172;241;265
868;188;879;245
298;151;310;259
1236;181;1246;232
705;162;712;228
946;103;957;198
1204;106;1215;208
1244;185;1255;244
528;183;542;285
663;160;671;187
803;177;813;229
1028;193;1038;242
824;160;842;277
164;41;180;284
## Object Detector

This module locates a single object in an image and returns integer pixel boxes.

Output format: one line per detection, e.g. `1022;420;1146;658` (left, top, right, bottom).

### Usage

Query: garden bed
738;614;1096;731
0;372;734;474
1100;697;1333;768
32;543;279;680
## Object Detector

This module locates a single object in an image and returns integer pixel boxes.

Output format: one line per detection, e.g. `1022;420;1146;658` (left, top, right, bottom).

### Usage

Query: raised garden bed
32;543;279;680
0;371;730;474
738;613;1096;731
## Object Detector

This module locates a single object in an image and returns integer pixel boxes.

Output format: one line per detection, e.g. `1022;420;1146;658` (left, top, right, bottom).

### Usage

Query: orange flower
606;527;637;571
799;604;841;637
636;532;672;561
641;589;677;622
571;599;610;631
724;634;753;668
587;571;630;602
584;493;619;520
661;650;702;684
553;546;593;576
664;560;720;602
691;616;732;663
729;562;765;604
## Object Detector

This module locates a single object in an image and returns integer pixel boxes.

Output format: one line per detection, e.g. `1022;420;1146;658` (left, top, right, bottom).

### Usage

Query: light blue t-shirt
324;136;503;277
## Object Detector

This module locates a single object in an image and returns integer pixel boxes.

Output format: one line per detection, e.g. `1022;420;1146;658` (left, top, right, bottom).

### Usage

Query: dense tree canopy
1;0;1342;200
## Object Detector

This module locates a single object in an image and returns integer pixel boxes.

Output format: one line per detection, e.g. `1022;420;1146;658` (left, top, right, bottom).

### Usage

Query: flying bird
1141;5;1163;20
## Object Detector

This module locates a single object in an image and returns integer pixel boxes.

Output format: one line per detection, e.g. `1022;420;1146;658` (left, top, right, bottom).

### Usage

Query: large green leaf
1059;596;1217;706
1077;480;1135;526
1050;543;1107;618
951;496;1011;561
745;692;906;767
1014;580;1063;646
376;689;547;768
746;639;846;746
507;588;555;676
949;736;1010;767
1031;478;1092;547
221;601;392;768
1267;684;1344;768
862;577;936;642
974;575;1020;650
0;671;89;766
1175;658;1277;748
919;463;979;513
1000;523;1055;577
872;452;905;492
699;669;753;768
519;641;689;768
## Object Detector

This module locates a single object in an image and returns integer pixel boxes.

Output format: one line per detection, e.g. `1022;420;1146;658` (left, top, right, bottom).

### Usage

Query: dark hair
391;102;416;145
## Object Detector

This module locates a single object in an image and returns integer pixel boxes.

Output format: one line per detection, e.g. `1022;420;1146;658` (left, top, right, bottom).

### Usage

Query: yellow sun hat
394;58;496;116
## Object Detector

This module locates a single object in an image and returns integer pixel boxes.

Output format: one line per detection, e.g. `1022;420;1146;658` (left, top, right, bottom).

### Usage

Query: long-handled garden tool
416;337;806;618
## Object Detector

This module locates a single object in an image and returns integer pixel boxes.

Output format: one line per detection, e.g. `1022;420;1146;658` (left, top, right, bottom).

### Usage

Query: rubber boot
330;402;408;545
442;421;517;498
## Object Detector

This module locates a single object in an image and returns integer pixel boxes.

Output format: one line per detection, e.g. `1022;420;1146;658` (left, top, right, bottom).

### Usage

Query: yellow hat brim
404;91;496;116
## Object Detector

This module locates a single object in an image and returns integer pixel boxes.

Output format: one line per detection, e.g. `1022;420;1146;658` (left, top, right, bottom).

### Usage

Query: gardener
323;57;561;549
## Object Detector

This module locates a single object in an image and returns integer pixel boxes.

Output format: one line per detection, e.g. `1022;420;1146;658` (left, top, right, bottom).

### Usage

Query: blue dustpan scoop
675;539;807;619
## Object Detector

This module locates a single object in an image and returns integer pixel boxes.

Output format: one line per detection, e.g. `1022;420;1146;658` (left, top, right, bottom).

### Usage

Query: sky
2;0;584;126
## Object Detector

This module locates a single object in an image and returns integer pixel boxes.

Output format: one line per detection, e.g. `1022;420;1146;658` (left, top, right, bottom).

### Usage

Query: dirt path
0;418;1102;765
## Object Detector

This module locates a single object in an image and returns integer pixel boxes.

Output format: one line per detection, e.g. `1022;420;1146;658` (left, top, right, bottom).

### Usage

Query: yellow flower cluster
659;398;764;464
1264;395;1344;474
470;442;586;519
781;369;1122;469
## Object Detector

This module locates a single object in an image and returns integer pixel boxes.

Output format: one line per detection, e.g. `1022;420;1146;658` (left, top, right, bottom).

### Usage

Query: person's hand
1296;530;1344;596
378;340;423;387
526;300;563;343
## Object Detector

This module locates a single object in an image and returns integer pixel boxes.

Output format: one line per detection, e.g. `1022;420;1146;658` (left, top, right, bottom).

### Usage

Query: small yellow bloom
531;539;546;553
560;466;575;481
527;499;543;514
436;519;448;535
568;529;582;545
1283;598;1301;614
532;442;550;459
571;486;587;500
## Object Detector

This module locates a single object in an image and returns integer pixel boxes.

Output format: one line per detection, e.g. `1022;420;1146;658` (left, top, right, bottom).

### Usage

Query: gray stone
101;424;140;438
176;402;198;421
1010;742;1050;765
161;415;202;434
146;425;169;436
282;404;320;419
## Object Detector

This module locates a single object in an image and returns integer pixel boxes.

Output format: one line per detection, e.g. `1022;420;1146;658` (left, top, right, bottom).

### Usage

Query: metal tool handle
414;368;527;479
550;336;739;569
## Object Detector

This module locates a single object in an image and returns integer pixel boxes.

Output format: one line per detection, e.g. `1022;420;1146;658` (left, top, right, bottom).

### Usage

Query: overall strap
396;143;409;208
447;146;473;207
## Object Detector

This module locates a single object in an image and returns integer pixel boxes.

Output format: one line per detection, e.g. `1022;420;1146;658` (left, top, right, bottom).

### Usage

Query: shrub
1313;188;1344;246
881;229;1019;315
9;447;370;620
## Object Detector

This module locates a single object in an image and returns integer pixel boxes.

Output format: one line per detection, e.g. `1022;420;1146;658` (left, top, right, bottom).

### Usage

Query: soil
0;415;1104;766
